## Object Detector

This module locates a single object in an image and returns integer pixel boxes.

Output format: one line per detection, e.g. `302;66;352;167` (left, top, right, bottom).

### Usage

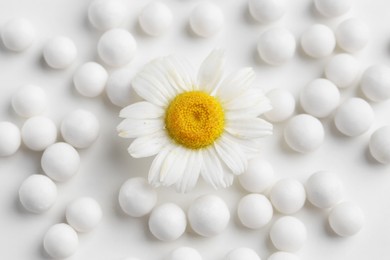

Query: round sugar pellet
19;174;57;213
305;171;344;208
139;2;173;36
148;203;186;241
225;248;260;260
270;216;307;252
119;177;157;217
73;62;108;98
0;121;21;157
66;197;102;232
238;157;274;193
43;223;78;259
168;247;202;260
300;24;335;58
12;84;48;118
328;202;365;236
334;98;374;136
369;125;390;164
270;179;306;214
248;0;285;24
22;116;57;151
188;194;230;237
284;114;324;153
267;252;300;260
257;27;296;65
325;54;360;89
1;18;35;51
189;2;224;37
360;65;390;102
238;194;273;229
336;18;369;53
97;28;137;67
60;109;99;149
43;36;77;69
264;89;296;123
299;78;340;118
106;69;134;107
88;0;126;31
314;0;351;17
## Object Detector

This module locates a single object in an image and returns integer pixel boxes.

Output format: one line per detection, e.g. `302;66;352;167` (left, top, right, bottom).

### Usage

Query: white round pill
66;197;102;232
168;247;202;260
106;69;134;107
270;216;307;252
189;2;224;37
267;252;300;260
88;0;126;31
257;27;296;66
314;0;351;17
19;174;57;213
369;125;390;164
238;194;273;229
238;157;274;193
284;114;324;153
328;202;365;236
325;54;360;89
336;18;369;53
22;116;57;151
73;62;108;98
139;2;173;36
264;89;296;123
97;28;137;67
305;171;344;208
301;24;335;58
41;142;80;182
360;65;390;102
12;84;48;118
270;179;306;214
43;223;78;259
300;78;340;118
225;248;260;260
0;121;21;157
119;177;157;217
188;194;230;237
1;18;35;51
61;109;99;149
334;98;374;136
148;203;186;241
43;36;77;69
248;0;285;24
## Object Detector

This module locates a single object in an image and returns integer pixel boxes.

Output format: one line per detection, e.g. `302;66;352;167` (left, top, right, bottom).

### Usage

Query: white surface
0;0;390;259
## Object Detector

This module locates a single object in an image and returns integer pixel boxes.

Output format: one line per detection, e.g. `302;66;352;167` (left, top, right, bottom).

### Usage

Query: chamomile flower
117;50;272;193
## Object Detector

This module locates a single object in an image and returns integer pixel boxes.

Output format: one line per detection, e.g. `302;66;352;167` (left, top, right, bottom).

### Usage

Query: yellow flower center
165;91;225;149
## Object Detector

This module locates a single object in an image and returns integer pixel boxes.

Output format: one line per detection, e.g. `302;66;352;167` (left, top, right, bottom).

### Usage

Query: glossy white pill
43;223;78;259
22;116;57;151
328;202;365;236
248;0;285;24
168;247;202;260
189;2;224;37
106;69;134;107
369;125;390;164
0;121;21;157
301;24;335;58
19;174;57;213
267;252;300;260
66;197;102;232
264;89;296;123
139;2;172;36
325;54;360;89
225;248;260;260
188;194;230;237
88;0;126;31
238;157;274;193
336;18;369;53
43;36;77;69
238;194;273;229
119;177;157;217
360;65;390;102
12;84;48;118
270;216;307;252
73;62;108;98
270;179;306;214
314;0;351;17
1;18;34;51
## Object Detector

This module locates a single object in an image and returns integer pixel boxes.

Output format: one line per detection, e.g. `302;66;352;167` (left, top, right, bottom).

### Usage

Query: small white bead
248;0;285;23
19;174;57;213
270;179;306;214
257;27;296;66
238;157;274;193
98;28;137;67
60;109;99;149
119;177;157;217
305;171;344;208
0;121;21;157
88;0;126;31
336;18;369;53
314;0;351;17
189;2;224;37
334;98;374;137
12;85;48;118
270;216;307;252
369;125;390;164
43;223;78;259
66;197;103;232
225;248;260;260
106;69;134;107
360;65;390;102
139;2;173;36
267;252;300;260
264;89;296;123
325;54;360;89
284;114;324;153
299;78;340;118
238;194;273;229
22;116;57;151
73;62;108;98
188;194;230;237
43;36;77;69
1;18;35;51
168;247;202;260
148;203;186;241
301;24;335;58
328;202;365;236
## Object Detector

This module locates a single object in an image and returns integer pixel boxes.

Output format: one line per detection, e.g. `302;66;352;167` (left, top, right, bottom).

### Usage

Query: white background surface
1;0;390;259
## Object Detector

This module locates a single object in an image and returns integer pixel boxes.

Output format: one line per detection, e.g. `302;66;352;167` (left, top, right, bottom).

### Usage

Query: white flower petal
225;118;273;139
163;56;194;92
128;131;169;158
197;50;225;94
214;134;248;175
217;67;255;102
200;147;232;189
224;88;272;115
132;74;170;107
148;144;175;187
223;133;263;157
119;101;165;119
175;149;202;193
158;146;189;186
117;118;164;138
